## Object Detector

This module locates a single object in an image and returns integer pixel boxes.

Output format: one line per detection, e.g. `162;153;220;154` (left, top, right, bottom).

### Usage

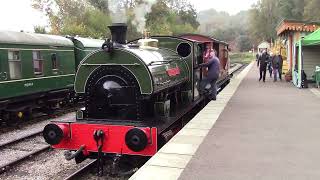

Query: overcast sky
189;0;257;15
0;0;258;32
0;0;48;32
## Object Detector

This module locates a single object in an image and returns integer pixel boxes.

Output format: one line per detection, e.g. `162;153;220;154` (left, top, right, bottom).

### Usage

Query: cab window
224;49;228;59
196;44;205;65
8;50;22;79
33;51;44;75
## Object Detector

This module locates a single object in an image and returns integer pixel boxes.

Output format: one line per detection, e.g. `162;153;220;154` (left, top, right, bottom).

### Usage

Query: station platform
130;61;320;180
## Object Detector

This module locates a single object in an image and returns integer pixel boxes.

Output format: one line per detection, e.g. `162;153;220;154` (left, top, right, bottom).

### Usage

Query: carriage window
8;51;22;79
51;53;58;70
33;51;44;75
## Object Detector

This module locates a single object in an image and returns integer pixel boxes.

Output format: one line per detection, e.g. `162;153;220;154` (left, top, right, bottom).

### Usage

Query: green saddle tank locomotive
43;23;232;173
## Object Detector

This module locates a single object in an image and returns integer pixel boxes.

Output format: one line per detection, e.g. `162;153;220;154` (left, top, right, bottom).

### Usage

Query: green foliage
248;0;281;44
278;0;304;20
230;52;253;64
87;0;109;12
198;9;250;51
145;0;199;35
32;0;200;39
171;23;196;35
34;26;47;34
59;8;111;38
237;35;252;52
248;0;320;47
82;8;112;38
304;0;320;21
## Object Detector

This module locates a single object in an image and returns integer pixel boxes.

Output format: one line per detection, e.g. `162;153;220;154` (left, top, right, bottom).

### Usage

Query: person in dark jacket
257;50;269;82
199;49;220;100
268;52;274;78
272;54;280;81
277;54;283;80
256;53;260;61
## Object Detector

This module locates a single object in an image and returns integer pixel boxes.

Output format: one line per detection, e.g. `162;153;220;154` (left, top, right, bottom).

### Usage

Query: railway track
0;131;51;174
230;63;244;75
0;105;79;176
0;105;79;134
63;160;97;180
0;130;43;148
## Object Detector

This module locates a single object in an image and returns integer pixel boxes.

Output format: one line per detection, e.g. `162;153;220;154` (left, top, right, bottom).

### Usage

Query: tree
146;0;172;35
32;0;87;34
278;0;304;20
237;35;252;52
34;26;47;34
178;3;200;29
87;0;109;12
247;0;282;45
304;0;320;21
32;0;110;38
32;0;200;38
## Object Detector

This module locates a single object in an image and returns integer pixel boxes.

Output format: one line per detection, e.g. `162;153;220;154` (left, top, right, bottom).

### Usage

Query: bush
229;52;253;64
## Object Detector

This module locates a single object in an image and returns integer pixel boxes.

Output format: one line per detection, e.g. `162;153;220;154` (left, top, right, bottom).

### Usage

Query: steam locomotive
43;23;231;173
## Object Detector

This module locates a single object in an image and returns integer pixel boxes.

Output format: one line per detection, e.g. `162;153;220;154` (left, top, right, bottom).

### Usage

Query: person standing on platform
199;49;220;100
272;52;283;82
256;52;260;61
277;53;283;81
257;50;269;82
268;52;274;78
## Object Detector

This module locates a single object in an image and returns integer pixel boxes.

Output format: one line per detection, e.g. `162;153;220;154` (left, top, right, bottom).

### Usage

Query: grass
229;52;254;65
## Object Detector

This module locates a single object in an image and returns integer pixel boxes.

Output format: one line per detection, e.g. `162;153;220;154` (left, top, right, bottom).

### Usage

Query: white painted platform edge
129;61;255;180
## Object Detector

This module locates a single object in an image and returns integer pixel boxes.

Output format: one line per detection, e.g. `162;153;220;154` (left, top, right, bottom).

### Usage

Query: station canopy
301;28;320;46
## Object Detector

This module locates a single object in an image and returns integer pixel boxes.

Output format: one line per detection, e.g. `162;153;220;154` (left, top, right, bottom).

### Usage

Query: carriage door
0;53;3;81
193;43;206;101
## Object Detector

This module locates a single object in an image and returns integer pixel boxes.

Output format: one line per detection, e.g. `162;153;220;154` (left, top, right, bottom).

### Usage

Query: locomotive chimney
108;23;127;44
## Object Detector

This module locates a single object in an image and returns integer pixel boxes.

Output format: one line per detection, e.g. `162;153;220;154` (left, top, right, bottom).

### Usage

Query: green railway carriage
69;37;105;68
0;31;76;123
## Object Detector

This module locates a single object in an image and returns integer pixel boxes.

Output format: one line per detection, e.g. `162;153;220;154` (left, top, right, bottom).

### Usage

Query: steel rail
63;160;97;180
0;145;51;174
0;130;43;149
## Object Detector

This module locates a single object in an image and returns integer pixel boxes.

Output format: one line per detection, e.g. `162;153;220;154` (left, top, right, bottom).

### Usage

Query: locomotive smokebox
108;23;127;44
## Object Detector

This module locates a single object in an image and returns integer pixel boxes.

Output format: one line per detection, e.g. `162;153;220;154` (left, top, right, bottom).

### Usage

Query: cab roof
179;34;228;45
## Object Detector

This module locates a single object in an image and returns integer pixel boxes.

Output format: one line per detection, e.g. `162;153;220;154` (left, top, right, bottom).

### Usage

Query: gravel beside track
0;112;75;146
0;150;94;180
0;135;50;173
